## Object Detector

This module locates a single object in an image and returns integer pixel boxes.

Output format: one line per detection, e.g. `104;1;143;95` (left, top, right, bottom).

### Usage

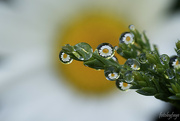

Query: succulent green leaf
168;95;180;100
155;93;169;101
136;87;156;96
84;59;104;70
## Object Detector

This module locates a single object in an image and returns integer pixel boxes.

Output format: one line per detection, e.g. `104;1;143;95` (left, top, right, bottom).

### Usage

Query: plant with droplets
59;24;180;108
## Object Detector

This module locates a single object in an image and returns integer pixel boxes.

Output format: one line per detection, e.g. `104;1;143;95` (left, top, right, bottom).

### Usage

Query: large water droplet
97;43;114;58
125;59;140;70
119;32;134;44
74;42;93;61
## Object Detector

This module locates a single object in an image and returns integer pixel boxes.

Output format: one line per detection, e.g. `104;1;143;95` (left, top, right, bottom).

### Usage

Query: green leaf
168;88;175;94
84;59;104;70
176;40;180;50
168;95;180;100
130;85;141;89
176;93;180;98
74;42;93;60
155;93;169;101
62;44;74;54
136;87;156;96
137;81;147;87
146;51;158;64
171;83;178;93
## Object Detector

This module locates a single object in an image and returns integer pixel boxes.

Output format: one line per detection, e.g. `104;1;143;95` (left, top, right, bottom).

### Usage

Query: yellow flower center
126;36;131;41
55;11;127;95
133;64;137;68
176;60;179;65
123;82;128;87
111;73;115;77
103;48;109;53
63;53;68;58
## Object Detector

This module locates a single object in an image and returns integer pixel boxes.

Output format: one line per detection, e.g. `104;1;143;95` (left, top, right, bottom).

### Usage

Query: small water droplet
125;59;140;70
160;54;169;65
116;79;131;91
104;66;120;81
114;46;118;51
169;55;180;68
145;73;154;81
124;71;134;83
111;56;118;62
59;50;73;64
177;49;180;57
149;64;156;70
117;47;124;56
164;69;174;79
139;53;147;64
128;24;135;31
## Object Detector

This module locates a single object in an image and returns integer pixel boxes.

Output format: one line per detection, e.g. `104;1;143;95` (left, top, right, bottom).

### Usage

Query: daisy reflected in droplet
116;81;131;91
128;24;135;31
131;63;139;70
107;72;119;81
59;51;73;64
119;32;134;44
172;58;180;69
97;43;114;58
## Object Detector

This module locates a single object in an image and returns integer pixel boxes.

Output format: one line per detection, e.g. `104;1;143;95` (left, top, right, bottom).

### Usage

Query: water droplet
169;55;180;68
177;49;180;57
104;66;120;81
149;64;156;70
139;53;147;64
128;24;135;31
114;46;118;51
124;71;134;83
125;59;140;70
119;32;134;44
116;79;131;91
59;50;73;64
160;54;169;65
145;73;154;81
117;47;124;56
97;43;114;58
164;69;174;79
111;56;118;62
74;42;93;60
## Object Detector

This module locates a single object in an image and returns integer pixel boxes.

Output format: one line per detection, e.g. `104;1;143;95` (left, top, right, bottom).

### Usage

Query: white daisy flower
119;32;134;44
172;58;180;69
97;43;114;58
106;72;119;81
0;1;171;121
129;24;135;31
59;51;73;64
119;82;132;91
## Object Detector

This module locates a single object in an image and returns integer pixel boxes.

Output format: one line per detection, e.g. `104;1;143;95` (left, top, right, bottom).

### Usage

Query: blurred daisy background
0;0;180;121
